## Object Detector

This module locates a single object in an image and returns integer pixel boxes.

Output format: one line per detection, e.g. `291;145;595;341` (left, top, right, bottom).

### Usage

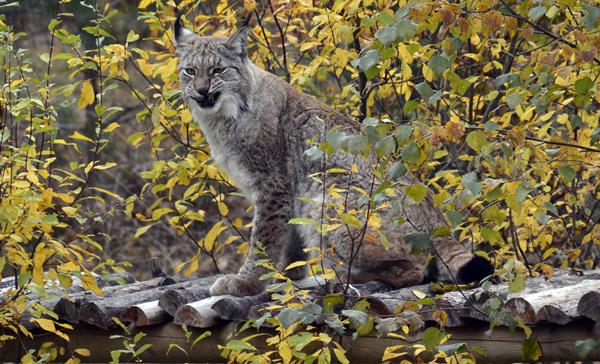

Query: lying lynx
173;18;494;297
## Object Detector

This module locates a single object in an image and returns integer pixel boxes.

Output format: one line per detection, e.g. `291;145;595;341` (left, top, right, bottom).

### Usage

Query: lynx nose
197;87;210;97
194;78;211;97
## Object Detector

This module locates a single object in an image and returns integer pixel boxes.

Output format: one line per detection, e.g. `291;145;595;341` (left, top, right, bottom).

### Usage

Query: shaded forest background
1;0;600;360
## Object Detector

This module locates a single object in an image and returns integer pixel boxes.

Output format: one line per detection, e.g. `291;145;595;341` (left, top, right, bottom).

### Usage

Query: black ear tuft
174;12;184;39
173;11;193;47
457;255;494;284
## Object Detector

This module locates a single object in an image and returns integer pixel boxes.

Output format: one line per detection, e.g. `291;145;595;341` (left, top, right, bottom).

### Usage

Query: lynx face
174;28;252;121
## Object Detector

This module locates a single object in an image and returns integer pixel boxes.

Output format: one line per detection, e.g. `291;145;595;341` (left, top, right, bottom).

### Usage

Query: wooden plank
5;320;600;363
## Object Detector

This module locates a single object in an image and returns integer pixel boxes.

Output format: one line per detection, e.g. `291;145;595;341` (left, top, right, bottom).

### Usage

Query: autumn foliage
1;0;600;362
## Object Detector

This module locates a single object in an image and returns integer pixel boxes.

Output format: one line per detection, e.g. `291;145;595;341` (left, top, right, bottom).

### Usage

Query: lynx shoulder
173;18;494;297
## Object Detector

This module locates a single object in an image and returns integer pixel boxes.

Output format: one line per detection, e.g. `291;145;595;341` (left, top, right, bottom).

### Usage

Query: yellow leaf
104;122;121;133
285;261;307;270
412;288;427;299
82;272;103;296
70;131;94;143
93;162;117;170
136;59;153;77
203;221;228;252
34;318;56;332
184;258;199;276
217;202;229;216
77;80;95;108
33;247;46;285
74;348;91;357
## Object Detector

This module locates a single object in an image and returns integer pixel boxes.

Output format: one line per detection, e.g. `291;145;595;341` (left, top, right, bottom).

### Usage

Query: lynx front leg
210;193;292;296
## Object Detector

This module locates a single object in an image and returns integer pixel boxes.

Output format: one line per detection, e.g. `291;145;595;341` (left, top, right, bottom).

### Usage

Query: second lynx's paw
209;274;263;296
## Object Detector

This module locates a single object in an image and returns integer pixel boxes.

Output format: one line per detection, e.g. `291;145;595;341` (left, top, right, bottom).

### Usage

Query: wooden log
120;300;170;326
77;279;185;330
211;292;271;321
418;298;465;327
174;296;231;328
158;287;210;317
537;305;572;325
504;297;536;324
53;276;178;326
504;279;600;325
578;291;600;322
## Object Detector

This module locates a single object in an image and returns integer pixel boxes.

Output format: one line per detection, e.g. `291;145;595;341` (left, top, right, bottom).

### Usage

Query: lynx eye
183;67;196;76
212;67;226;75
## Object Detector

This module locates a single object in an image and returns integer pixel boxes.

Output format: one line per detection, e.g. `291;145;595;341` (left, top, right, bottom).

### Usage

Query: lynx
173;18;494;297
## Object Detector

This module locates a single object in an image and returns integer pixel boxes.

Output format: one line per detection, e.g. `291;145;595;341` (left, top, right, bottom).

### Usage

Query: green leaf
401;142;421;163
506;92;524;109
437;342;469;355
288;332;314;350
225;340;256;352
395;19;418;41
445;210;463;228
405;185;428;204
557;165;576;183
395;125;414;145
126;30;140;43
432;226;451;237
508;275;526;293
423;327;446;351
389;162;407;180
403;100;419;115
342;309;369;329
278;308;300;329
575;77;594;95
515;184;529;204
326;131;347;149
428;55;450;77
346;135;369;155
415;82;434;99
304;145;324;162
134;223;157;238
462;172;482;196
339;213;363;228
41;214;59;225
354;49;381;72
375;27;398;46
582;3;600;30
466;131;487;152
375;135;396;157
405;232;432;253
575;338;598;359
521;337;543;361
529;6;546;22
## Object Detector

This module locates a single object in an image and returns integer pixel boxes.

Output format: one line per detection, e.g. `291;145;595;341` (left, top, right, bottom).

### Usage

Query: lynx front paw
209;274;264;297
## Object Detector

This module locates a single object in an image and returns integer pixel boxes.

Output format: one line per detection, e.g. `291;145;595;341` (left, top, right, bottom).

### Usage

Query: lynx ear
173;14;194;48
226;15;253;58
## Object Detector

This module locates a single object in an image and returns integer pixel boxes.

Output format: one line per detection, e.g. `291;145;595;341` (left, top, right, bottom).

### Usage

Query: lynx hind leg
347;260;423;288
428;236;494;284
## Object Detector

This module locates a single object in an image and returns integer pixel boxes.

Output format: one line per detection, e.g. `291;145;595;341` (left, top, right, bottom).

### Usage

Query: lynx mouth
193;91;221;108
